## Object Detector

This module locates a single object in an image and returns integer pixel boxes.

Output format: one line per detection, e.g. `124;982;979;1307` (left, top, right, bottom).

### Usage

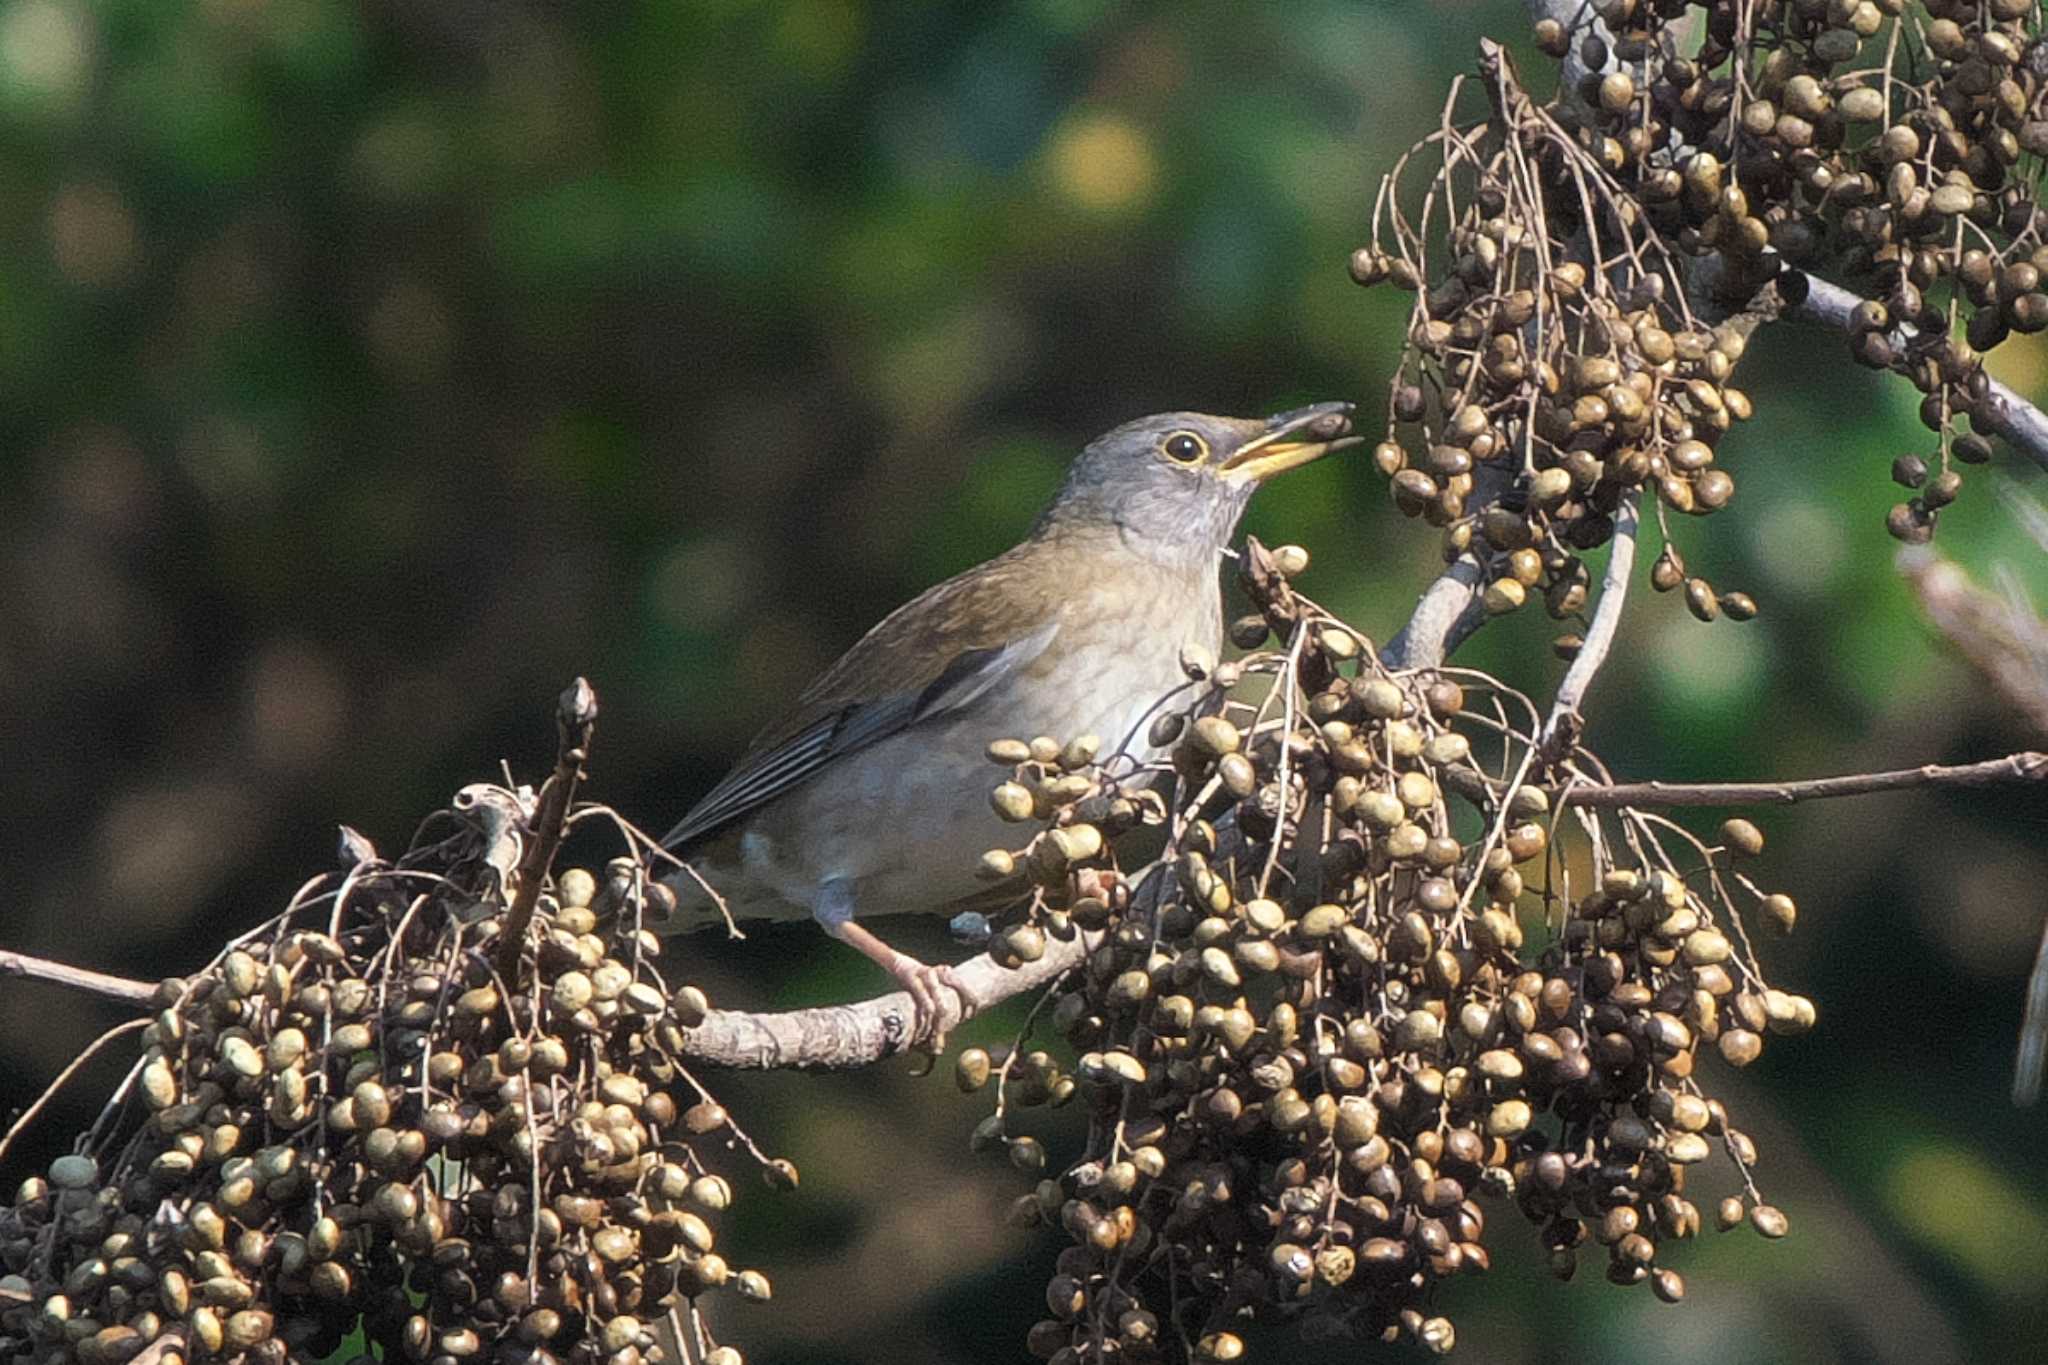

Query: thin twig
570;802;744;940
0;949;158;1005
1549;751;2047;807
0;1018;150;1167
496;679;599;982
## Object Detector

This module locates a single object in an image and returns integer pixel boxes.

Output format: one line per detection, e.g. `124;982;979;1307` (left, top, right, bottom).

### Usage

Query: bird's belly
670;619;1210;927
1038;651;1188;765
673;716;1011;922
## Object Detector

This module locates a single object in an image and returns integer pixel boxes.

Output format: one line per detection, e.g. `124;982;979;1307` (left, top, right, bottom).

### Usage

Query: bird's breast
1024;562;1221;753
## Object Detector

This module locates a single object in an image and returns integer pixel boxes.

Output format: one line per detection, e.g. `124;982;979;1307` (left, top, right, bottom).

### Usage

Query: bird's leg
815;879;971;1046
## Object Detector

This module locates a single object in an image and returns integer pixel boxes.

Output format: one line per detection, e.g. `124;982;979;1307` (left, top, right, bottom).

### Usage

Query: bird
659;402;1360;1038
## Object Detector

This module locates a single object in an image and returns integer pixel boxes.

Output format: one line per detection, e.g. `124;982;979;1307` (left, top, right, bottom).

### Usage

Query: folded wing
662;550;1063;851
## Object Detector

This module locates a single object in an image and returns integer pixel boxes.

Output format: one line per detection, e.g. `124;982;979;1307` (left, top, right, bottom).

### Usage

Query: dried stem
0;949;158;1004
0;1018;150;1167
1544;750;2046;807
1900;547;2048;734
497;679;598;982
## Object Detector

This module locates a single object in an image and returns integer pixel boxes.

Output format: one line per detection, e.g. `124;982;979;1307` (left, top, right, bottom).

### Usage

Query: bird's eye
1162;431;1207;463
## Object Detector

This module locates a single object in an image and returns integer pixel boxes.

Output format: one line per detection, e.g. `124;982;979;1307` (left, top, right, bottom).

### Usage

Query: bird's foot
886;952;975;1050
817;907;975;1049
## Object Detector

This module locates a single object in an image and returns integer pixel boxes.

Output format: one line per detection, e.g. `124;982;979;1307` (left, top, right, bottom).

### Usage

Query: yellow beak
1219;404;1363;484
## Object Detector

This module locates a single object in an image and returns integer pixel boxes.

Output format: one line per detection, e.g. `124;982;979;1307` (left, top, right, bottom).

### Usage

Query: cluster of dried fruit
966;546;1811;1360
1351;0;2040;635
0;813;775;1365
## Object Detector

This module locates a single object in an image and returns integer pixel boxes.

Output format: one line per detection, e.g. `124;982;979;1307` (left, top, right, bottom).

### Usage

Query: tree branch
1548;751;2046;807
0;933;1098;1072
0;948;158;1004
1381;463;1510;673
1542;491;1638;752
684;936;1091;1070
1381;554;1488;671
12;749;2044;1072
1793;276;2048;474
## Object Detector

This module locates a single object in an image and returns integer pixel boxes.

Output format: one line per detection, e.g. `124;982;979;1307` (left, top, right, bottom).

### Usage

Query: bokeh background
2;1;2045;1361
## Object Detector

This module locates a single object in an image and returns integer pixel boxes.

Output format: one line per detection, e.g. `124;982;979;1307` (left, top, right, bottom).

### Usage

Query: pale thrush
661;403;1359;1034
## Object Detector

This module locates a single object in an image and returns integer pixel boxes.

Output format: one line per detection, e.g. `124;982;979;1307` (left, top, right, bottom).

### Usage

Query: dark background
2;2;2044;1361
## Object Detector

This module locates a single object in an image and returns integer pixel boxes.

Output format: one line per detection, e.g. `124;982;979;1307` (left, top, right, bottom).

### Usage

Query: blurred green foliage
1;1;2044;1361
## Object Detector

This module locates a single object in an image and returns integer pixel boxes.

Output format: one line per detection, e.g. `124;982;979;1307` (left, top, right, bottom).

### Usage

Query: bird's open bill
1218;401;1364;485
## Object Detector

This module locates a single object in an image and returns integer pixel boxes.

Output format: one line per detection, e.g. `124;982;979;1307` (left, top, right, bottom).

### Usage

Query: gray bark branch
1542;492;1639;751
0;948;158;1005
684;938;1090;1070
1791;277;2048;473
1550;751;2047;807
1381;555;1488;672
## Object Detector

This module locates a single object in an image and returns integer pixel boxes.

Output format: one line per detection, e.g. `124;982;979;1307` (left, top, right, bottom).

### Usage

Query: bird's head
1033;402;1361;566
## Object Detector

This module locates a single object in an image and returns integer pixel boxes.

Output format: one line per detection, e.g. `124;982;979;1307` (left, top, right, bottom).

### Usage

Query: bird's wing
661;549;1064;851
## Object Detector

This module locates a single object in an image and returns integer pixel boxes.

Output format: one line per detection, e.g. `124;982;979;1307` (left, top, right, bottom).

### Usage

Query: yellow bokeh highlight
1044;112;1156;215
1884;1143;2048;1301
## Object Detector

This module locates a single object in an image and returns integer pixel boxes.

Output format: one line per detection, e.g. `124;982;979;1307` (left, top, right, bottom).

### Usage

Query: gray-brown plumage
661;403;1358;1036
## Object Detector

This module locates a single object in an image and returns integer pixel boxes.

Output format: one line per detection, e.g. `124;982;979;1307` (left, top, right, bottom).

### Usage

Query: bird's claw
889;955;974;1050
